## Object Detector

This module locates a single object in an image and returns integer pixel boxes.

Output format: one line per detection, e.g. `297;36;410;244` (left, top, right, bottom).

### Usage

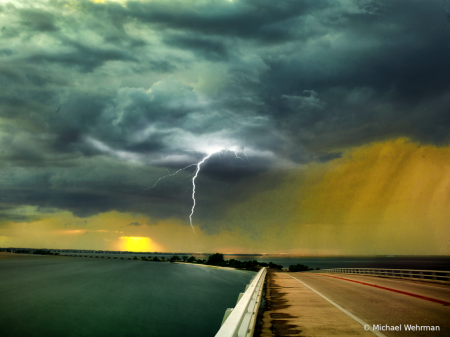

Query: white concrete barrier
215;267;267;337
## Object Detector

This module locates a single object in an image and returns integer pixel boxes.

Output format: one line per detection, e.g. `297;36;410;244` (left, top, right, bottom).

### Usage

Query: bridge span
255;270;450;337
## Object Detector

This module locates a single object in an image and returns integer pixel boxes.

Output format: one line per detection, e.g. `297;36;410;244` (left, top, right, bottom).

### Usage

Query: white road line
287;273;387;337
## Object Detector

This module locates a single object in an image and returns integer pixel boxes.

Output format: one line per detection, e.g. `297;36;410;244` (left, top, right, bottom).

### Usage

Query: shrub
288;264;312;272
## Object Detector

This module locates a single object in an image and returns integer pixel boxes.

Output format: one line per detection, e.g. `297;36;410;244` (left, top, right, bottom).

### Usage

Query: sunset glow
119;237;154;252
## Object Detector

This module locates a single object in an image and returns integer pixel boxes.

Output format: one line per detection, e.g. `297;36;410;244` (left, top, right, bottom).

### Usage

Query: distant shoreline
2;248;450;257
2;252;449;270
0;252;257;272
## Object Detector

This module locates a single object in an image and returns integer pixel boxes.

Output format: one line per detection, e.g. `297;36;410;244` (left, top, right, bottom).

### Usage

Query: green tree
241;260;259;270
228;259;241;268
206;253;225;266
268;262;284;270
170;255;181;263
288;264;312;272
187;256;196;263
182;255;188;262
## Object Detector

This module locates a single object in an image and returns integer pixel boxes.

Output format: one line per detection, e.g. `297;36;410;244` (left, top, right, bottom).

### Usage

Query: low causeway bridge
216;268;450;337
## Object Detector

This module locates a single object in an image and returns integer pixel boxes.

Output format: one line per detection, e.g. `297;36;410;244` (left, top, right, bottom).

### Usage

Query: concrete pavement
256;271;449;337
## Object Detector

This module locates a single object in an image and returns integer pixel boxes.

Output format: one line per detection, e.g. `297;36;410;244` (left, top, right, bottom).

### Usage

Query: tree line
64;253;319;272
6;249;59;255
130;253;284;271
4;249;319;272
165;253;319;272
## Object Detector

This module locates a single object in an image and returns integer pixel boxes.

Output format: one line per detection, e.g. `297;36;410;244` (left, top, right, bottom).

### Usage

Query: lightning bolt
233;150;244;161
146;149;247;233
145;152;217;233
143;164;197;191
243;149;249;162
188;152;215;233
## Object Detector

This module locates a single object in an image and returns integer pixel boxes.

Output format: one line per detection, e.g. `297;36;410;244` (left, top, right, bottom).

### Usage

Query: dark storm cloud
127;0;326;42
0;160;199;221
27;41;138;72
163;35;229;61
258;0;450;148
128;222;143;226
0;48;15;57
0;212;40;224
18;8;59;32
1;0;449;225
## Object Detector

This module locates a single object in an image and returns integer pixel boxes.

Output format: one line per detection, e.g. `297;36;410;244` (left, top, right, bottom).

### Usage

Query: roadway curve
287;272;450;336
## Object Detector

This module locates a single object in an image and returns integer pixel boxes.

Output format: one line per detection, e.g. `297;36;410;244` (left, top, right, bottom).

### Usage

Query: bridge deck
256;271;450;337
256;271;372;336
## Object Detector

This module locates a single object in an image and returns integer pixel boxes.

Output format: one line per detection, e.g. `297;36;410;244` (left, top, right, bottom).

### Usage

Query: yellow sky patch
217;138;450;254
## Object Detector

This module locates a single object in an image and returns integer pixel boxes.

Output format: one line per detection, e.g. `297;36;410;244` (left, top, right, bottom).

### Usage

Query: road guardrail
314;268;450;284
215;267;267;337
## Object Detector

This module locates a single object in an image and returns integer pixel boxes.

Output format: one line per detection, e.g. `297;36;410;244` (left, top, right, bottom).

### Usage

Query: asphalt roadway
282;272;450;336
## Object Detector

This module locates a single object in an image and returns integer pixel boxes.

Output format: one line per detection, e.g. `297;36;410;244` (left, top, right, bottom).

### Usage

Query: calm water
0;255;254;337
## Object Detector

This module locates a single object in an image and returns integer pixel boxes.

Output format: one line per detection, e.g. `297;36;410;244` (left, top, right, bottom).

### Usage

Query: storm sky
1;0;450;254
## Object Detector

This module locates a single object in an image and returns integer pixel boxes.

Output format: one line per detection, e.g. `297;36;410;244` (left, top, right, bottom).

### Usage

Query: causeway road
256;271;449;337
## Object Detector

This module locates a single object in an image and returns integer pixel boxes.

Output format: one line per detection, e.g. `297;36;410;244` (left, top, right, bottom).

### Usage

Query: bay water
0;254;254;337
